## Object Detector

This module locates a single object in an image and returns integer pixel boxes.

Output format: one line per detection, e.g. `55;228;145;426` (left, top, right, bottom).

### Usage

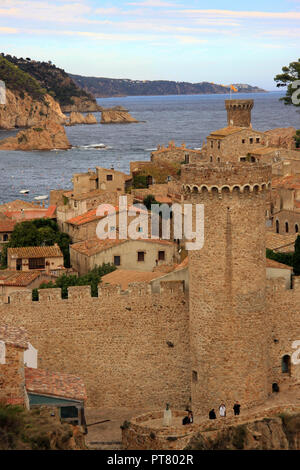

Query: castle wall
0;343;26;405
0;282;191;409
266;278;300;387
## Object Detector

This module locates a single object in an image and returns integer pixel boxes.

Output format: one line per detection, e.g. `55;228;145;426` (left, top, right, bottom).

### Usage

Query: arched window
217;157;220;163
272;383;279;393
282;355;291;374
285;222;289;233
210;156;213;162
296;224;299;233
3;234;8;242
276;220;279;234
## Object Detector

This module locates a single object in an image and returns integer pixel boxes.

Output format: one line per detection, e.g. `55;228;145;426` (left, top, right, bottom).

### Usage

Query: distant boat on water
20;189;29;194
34;195;48;201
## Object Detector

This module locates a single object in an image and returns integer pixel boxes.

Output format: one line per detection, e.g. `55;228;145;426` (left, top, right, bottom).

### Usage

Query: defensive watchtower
225;99;254;127
181;162;272;414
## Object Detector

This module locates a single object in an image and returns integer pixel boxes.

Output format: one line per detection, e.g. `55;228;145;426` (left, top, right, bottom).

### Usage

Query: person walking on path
219;403;226;417
209;409;216;420
233;402;241;416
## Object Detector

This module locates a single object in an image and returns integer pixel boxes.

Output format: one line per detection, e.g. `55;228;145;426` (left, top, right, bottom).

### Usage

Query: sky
0;0;299;89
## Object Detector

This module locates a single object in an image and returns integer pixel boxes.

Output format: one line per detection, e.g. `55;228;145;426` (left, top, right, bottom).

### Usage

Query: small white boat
20;189;29;194
34;195;48;201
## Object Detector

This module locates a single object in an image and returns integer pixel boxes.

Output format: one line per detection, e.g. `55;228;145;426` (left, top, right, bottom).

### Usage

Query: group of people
209;402;241;420
182;402;241;426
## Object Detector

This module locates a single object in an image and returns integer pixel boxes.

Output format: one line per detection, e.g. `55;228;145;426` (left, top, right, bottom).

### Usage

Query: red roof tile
4;205;56;221
266;258;293;270
0;271;41;286
0;220;16;232
8;245;63;259
25;368;87;401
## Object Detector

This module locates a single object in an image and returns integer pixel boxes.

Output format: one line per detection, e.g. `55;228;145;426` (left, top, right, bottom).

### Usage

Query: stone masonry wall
0;344;26;405
0;282;191;409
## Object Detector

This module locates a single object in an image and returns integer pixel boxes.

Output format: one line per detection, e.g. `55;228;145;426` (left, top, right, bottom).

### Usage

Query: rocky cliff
186;413;300;450
66;111;97;126
0;120;71;150
1;54;99;112
0;89;66;129
101;106;138;124
61;96;101;113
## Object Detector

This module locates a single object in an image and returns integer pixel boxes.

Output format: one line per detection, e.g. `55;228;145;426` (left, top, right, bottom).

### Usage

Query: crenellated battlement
225;99;254;111
181;162;271;197
0;280;186;305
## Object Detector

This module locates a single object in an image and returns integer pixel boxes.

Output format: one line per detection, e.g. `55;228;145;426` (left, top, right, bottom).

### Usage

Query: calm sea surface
0;91;299;205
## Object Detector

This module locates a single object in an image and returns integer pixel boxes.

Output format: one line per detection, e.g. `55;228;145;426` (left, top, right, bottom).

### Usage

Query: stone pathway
83;384;300;449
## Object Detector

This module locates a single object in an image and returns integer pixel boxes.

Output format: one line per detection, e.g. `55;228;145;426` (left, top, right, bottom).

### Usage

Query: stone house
64;205;153;244
7;244;64;272
272;175;300;235
266;258;292;289
72;166;131;196
70;238;179;275
0;271;55;300
204;126;264;163
0;218;15;254
150;141;201;165
0;324;87;426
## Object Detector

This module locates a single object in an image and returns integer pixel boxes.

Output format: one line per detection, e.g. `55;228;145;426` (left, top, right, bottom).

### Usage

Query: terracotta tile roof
101;269;163;290
174;256;188;270
67;208;101;226
0;200;37;213
0;324;28;349
8;245;63;259
251;147;279;156
0;220;16;232
71;237;126;256
266;232;297;252
4;205;56;221
272;175;300;190
25;368;87;401
209;126;246;138
0;271;41;286
71;237;176;256
266;258;293;270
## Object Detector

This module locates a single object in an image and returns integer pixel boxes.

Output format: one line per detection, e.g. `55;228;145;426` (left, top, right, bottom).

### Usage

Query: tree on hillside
1;218;71;268
143;194;159;210
293;235;300;276
32;263;116;300
274;59;300;107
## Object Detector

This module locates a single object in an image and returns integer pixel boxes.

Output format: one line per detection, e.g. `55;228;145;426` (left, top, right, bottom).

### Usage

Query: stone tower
181;162;272;414
225;99;254;127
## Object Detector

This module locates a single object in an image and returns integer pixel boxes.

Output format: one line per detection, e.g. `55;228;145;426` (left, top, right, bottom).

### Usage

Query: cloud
127;0;177;6
178;9;300;20
0;26;19;33
175;36;208;44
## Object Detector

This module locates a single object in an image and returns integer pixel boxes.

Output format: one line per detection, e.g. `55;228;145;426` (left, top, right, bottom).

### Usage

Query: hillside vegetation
0;56;46;101
70;74;266;98
1;53;95;107
0;404;86;450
